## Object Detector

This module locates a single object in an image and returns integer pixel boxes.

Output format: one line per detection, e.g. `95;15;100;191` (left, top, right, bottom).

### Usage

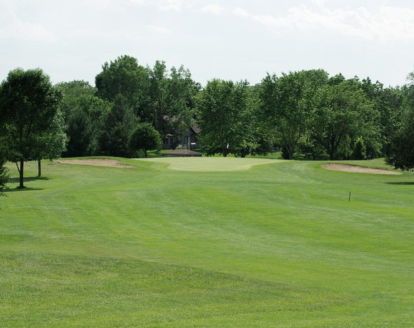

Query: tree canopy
260;70;329;159
1;56;411;170
310;79;378;160
196;79;258;157
127;123;162;158
386;72;414;170
0;68;62;188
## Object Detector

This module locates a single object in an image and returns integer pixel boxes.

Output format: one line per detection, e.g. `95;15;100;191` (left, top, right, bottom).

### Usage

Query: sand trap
56;159;134;168
135;157;281;171
323;164;400;175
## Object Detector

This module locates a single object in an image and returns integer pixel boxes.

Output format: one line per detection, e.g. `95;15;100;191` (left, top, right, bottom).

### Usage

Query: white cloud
159;0;182;11
130;0;145;4
147;25;172;34
310;0;325;8
234;7;249;18
0;7;56;42
68;28;143;41
234;4;414;42
201;4;224;15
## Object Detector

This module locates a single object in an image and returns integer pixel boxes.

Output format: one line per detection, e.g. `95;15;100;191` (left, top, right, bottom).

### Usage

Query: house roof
191;123;201;134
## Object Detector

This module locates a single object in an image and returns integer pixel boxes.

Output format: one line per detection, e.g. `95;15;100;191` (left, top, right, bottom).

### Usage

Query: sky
1;0;414;88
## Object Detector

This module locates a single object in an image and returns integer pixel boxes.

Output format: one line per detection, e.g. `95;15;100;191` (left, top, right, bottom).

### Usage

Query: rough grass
1;157;414;327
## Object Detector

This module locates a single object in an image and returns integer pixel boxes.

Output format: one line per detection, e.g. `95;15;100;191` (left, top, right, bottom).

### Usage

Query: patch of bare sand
322;164;400;175
56;159;134;168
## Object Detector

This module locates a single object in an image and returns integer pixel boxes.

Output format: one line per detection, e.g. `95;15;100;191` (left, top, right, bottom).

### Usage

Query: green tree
61;92;111;157
162;65;199;136
360;78;403;157
0;68;61;188
386;109;414;170
127;123;162;158
56;80;96;119
310;80;378;160
98;94;137;157
32;111;68;177
352;136;366;160
386;72;414;170
260;70;328;159
145;61;199;137
196;79;254;157
96;55;150;115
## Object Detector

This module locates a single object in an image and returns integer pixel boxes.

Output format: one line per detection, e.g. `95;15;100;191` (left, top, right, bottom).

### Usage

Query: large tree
196;79;255;157
32;110;68;177
310;79;378;160
386;108;414;170
57;83;111;157
97;94;137;157
55;80;97;119
386;72;414;170
260;70;328;159
95;55;150;115
0;68;61;188
142;61;199;138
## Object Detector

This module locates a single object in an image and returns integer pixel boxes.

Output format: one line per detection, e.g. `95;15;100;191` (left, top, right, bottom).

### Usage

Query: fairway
1;157;414;327
135;157;281;171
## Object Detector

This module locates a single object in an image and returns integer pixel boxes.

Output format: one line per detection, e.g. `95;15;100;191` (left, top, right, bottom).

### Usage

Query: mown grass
1;158;414;327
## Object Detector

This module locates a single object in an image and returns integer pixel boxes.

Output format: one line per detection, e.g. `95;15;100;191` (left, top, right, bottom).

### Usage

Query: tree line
1;54;414;189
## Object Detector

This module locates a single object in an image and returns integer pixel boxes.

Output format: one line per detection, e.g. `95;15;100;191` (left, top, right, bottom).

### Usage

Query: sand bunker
323;164;400;175
56;159;134;168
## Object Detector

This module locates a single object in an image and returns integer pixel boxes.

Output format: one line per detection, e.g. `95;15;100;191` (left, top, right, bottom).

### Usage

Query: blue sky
1;0;414;87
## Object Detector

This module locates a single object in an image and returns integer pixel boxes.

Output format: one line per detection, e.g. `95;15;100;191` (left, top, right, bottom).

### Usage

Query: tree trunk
330;138;335;160
38;160;42;177
287;145;294;160
19;160;24;188
144;150;147;158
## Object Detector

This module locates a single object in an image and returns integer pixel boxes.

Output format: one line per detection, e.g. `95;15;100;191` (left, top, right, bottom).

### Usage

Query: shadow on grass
3;187;43;193
7;176;50;184
386;181;414;185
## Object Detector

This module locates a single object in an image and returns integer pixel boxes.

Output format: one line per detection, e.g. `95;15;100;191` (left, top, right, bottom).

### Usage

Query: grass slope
1;158;414;327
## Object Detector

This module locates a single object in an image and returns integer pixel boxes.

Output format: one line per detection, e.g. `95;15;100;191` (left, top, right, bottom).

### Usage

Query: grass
136;157;281;171
1;157;414;327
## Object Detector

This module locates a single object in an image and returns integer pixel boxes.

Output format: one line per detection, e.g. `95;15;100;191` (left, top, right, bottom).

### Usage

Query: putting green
135;157;281;171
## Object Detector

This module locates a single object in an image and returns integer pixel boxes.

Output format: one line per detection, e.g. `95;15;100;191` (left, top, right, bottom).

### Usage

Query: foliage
360;78;404;157
98;94;137;157
127;123;162;158
55;80;97;119
61;91;111;157
260;70;329;159
385;112;414;170
197;79;259;157
352;136;366;160
95;55;150;115
32;110;68;176
0;68;61;188
145;61;199;136
386;80;414;171
310;79;378;160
